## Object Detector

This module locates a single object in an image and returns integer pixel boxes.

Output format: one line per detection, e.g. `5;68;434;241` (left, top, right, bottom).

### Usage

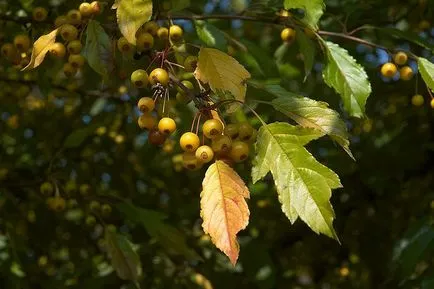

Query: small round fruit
136;32;154;51
229;141;249;162
211;135;232;155
101;204;112;216
79;184;90;196
158;117;177;135
411;94;424;106
183;152;202;170
184;56;198;72
431;98;434;109
238;122;254;141
67;40;82;54
393;52;408;65
52;197;66;212
195;145;214;163
60;24;79;41
54;16;69;27
1;43;17;59
176;92;189;103
63;62;78;78
85;215;96;226
89;201;100;211
144;21;159;36
157;27;169;40
137;97;155;112
399;66;414;81
180;132;200;152
131;69;149;88
79;2;93;17
281;27;296;43
40;182;54;196
149;68;169;86
67;9;82;25
90;1;101;14
380;62;397;78
148;129;167;146
117;37;134;53
169;25;183;42
38;256;48;267
203;119;224;139
32;7;48;22
138;113;157;130
13;35;31;52
177;80;194;93
224;123;239;140
68;54;85;68
49;42;66;58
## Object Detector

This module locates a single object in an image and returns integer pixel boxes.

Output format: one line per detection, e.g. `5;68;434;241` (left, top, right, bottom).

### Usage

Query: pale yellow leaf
194;48;251;112
113;0;153;45
22;29;58;71
200;160;250;265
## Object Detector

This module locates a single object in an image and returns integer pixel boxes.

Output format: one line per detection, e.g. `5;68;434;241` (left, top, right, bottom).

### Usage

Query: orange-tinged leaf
22;29;58;71
200;160;250;265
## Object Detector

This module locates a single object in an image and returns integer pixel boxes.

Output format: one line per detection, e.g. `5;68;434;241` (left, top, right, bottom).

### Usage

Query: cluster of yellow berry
175;120;256;171
380;51;414;81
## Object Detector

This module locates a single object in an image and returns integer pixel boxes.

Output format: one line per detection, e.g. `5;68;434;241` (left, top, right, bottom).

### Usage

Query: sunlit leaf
82;20;113;77
252;122;341;239
194;48;251;112
201;160;250;265
105;230;142;281
112;0;153;45
418;57;434;93
194;20;227;50
22;29;58;71
284;0;325;28
322;41;371;118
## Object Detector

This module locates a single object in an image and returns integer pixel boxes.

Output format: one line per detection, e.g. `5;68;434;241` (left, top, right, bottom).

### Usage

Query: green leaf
418;57;434;93
376;27;434;53
167;0;190;12
241;39;279;78
105;231;142;281
284;0;325;28
391;220;434;276
322;41;371;118
295;28;316;78
194;20;227;50
252;122;341;240
82;20;113;77
90;98;107;116
423;277;434;289
117;203;201;261
64;123;100;149
10;262;25;278
257;84;353;158
113;0;153;45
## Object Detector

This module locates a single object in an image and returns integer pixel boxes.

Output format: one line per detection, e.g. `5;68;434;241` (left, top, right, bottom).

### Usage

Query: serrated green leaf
418;57;434;93
194;20;227;50
117;203;201;261
105;231;142;281
82;20;113;77
322;41;371;118
113;0;153;45
295;28;316;78
252;122;341;239
257;84;353;158
284;0;325;28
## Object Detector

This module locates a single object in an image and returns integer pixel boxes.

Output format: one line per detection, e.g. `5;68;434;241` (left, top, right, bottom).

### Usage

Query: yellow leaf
22;29;58;71
113;0;153;45
200;160;250;265
194;48;251;112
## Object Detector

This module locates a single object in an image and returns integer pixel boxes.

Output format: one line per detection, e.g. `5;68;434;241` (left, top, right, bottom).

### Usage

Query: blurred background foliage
0;0;434;288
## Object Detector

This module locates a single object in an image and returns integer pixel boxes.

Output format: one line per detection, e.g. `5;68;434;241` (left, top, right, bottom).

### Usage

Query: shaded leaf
295;28;316;78
117;203;201;261
90;98;107;116
418;57;434;93
22;29;58;71
194;20;227;50
194;48;251;112
284;0;325;28
376;27;434;53
252;122;341;239
201;160;250;265
241;39;279;78
112;0;153;45
167;0;190;11
322;41;371;118
258;84;352;158
82;20;113;77
64;123;100;149
105;231;142;281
